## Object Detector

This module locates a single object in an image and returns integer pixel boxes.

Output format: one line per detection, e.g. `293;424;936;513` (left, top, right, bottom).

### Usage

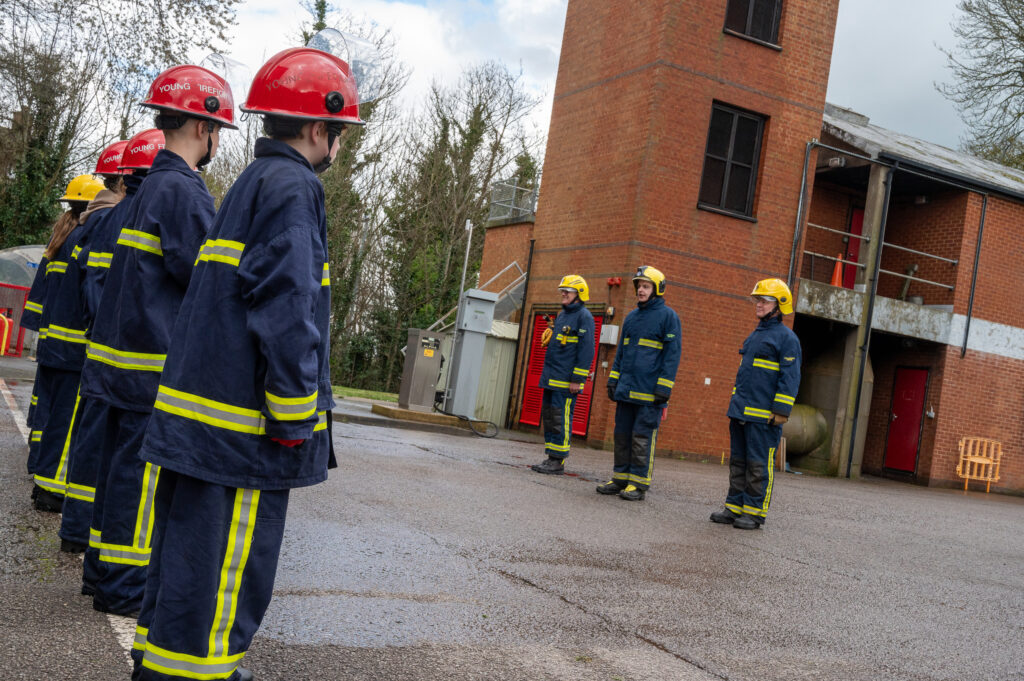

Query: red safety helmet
94;140;130;176
140;64;237;129
242;47;363;125
119;129;166;170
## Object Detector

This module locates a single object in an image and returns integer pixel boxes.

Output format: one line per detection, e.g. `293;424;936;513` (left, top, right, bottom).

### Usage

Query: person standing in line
70;130;164;595
78;65;234;617
599;266;681;501
531;274;595;475
130;46;363;681
710;278;801;530
28;174;105;512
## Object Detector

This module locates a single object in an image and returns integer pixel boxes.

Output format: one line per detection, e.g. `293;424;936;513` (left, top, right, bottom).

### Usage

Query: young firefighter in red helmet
710;278;801;530
73;129;164;595
78;65;234;617
130;46;360;681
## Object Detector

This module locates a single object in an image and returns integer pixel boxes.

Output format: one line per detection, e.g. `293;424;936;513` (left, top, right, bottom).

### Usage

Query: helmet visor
306;28;384;104
200;53;253;108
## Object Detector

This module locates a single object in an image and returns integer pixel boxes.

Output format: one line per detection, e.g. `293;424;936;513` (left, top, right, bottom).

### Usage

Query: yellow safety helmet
751;278;793;315
558;274;589;302
60;174;105;202
632;265;666;296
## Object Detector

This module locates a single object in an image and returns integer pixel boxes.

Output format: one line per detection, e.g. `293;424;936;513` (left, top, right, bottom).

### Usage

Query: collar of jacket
79;189;121;224
758;313;783;329
254;137;316;172
562;299;584;313
124;174;144;195
637;296;664;311
150;148;206;179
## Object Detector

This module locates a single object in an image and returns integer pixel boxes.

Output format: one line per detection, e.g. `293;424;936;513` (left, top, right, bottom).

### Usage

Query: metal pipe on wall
962;195;988;358
505;238;535;428
787;140;816;287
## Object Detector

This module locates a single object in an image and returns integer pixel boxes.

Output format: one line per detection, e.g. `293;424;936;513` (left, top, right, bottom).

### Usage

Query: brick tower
483;0;842;457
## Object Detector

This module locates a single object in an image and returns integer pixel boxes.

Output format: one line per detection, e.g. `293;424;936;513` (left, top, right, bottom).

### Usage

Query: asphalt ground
0;363;1022;681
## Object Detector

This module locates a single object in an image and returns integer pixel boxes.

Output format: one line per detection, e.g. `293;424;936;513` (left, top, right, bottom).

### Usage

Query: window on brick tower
724;0;782;45
698;103;766;219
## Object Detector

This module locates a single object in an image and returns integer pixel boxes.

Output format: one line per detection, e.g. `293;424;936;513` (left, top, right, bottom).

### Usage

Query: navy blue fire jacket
138;138;335;490
79;150;214;413
35;211;110;371
538;299;595;392
608;295;682;404
727;314;802;423
21;257;48;332
79;174;144;329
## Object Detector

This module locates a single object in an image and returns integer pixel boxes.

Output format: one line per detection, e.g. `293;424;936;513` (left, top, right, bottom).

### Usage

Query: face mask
313;122;345;175
196;123;218;169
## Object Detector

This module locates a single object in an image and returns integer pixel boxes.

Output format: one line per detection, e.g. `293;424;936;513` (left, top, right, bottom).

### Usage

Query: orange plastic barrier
955;437;1002;493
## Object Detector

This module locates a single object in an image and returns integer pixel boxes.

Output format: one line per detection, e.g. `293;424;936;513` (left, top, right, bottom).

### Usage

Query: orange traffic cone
830;254;843;287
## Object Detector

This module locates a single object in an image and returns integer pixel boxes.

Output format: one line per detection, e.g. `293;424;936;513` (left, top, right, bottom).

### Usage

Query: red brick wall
955;194;1024;327
801;184;854;282
479;221;534;296
500;0;841;454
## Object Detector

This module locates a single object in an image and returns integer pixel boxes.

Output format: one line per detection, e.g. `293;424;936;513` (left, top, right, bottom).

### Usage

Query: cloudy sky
216;0;968;150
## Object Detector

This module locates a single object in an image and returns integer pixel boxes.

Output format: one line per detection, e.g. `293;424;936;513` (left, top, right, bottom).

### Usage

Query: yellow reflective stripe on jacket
321;263;330;286
623;337;630;345
86;251;113;269
72;245;82;260
24;300;43;314
45;260;68;274
637;338;663;350
555;334;579;343
38;327;49;339
265;389;318;421
752;358;780;371
609;370;620;380
196;239;245;267
155;386;265;435
547;379;571;388
629;391;655;402
45;324;88;344
656;377;674;388
87;342;166;372
118;228;163;256
572;367;589;378
774;393;795;406
743;406;772;420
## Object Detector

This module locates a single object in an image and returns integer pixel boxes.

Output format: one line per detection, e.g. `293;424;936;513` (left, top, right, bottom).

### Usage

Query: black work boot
596;480;623;495
531;457;565;475
60;538;87;553
34;489;64;513
618;484;645;501
709;508;739;524
732;514;762;530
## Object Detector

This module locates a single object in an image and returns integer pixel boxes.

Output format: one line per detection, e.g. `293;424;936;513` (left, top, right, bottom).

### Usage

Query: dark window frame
697;103;767;220
723;0;782;48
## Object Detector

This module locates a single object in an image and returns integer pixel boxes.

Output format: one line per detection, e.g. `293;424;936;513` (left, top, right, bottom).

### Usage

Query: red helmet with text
118;129;166;171
140;65;237;129
94;140;130;176
242;47;363;125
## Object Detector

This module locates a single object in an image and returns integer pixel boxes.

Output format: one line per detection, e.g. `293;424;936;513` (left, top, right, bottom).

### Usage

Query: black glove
652;391;669;406
606;384;616;401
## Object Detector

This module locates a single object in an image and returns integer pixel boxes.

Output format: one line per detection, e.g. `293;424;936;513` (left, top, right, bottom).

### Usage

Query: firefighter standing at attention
599;266;681;501
710;278;801;530
531;274;595;475
130;45;364;681
78;64;235;617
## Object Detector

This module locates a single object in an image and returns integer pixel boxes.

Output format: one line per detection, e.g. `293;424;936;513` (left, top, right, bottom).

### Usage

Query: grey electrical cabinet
445;289;498;418
398;329;448;413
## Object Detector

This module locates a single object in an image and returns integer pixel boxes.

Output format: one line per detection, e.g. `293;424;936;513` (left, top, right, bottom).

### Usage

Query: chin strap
196;131;214;170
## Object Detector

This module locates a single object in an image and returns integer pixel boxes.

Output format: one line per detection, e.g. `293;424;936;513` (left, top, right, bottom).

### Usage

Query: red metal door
882;367;928;473
843;208;864;289
519;311;602;436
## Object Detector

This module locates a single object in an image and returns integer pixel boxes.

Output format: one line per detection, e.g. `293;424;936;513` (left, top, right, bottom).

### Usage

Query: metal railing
487;177;539;222
803;222;957;292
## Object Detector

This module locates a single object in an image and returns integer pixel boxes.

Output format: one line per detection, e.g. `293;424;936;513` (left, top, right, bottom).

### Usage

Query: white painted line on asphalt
106;613;136;669
0;378;29;443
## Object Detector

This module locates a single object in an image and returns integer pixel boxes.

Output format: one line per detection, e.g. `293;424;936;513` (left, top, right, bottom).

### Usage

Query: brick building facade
478;0;1023;493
